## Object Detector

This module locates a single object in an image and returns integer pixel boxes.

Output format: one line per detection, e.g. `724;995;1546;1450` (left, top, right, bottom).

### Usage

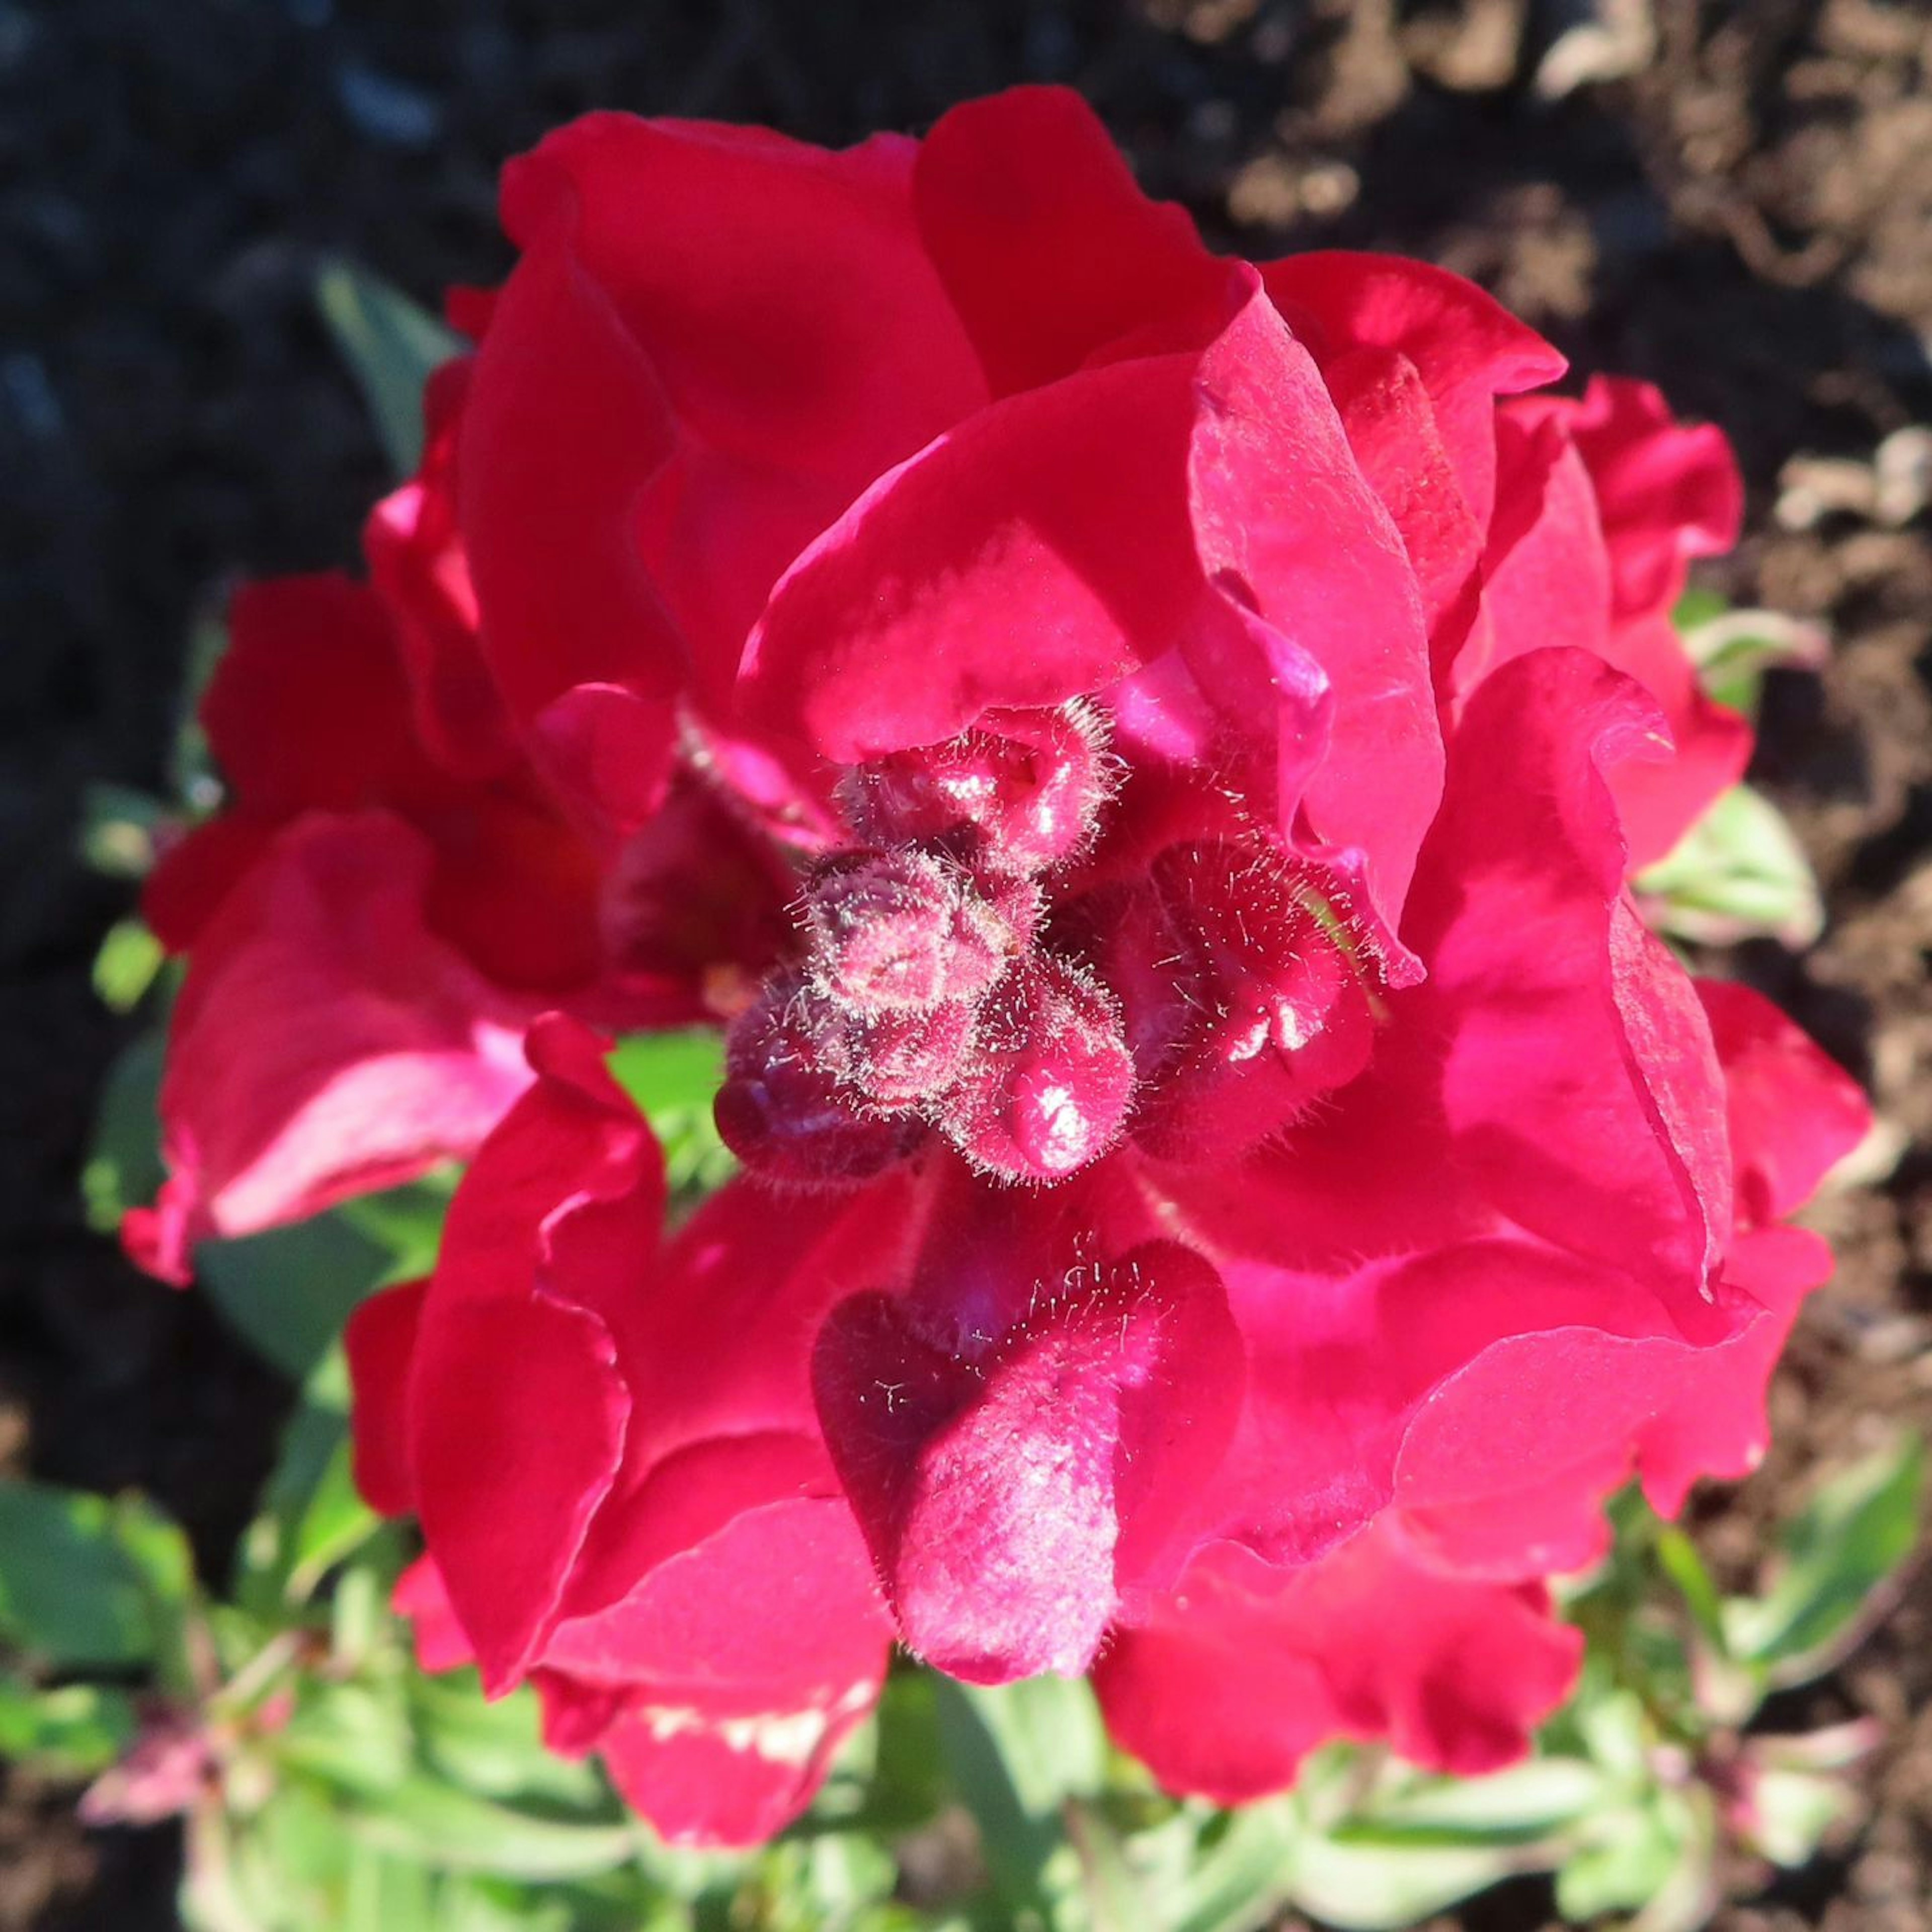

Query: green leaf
0;1483;190;1672
1653;1523;1729;1659
80;1027;167;1235
1635;784;1824;949
0;1677;137;1777
1677;598;1827;720
336;1173;454;1280
1740;1765;1857;1868
1155;1806;1296;1932
1724;1433;1925;1683
1333;1756;1606;1849
314;258;463;477
198;1205;408;1382
1290;1828;1527;1931
343;1777;646;1882
92;918;167;1013
608;1030;735;1198
410;1672;614;1811
276;1678;414;1798
79;785;170;881
1555;1797;1685;1920
933;1674;1104;1920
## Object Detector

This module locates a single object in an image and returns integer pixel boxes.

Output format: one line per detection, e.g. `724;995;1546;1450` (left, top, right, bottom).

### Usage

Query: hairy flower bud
715;975;919;1183
843;704;1112;876
843;1001;977;1109
941;958;1135;1181
806;852;1009;1013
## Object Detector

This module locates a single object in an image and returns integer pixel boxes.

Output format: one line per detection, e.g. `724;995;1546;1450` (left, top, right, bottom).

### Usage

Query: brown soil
3;2;1929;1926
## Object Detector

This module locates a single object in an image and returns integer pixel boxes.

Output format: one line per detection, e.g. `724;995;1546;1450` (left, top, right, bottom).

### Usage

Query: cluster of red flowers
128;89;1870;1847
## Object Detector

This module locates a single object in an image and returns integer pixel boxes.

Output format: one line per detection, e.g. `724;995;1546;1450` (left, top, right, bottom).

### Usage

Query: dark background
3;2;1930;1925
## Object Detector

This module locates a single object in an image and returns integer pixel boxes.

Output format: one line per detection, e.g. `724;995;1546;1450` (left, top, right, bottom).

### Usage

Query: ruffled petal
1698;979;1871;1227
913;86;1236;397
404;1012;664;1692
464;111;983;728
1188;287;1441;960
1094;1520;1580;1804
1263;252;1566;524
124;814;537;1284
740;349;1205;758
593;1666;883;1849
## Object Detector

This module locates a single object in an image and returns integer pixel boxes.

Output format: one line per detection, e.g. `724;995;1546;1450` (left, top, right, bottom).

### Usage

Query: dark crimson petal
1698;980;1871;1228
1188;287;1441;961
406;1011;665;1692
814;1225;1241;1683
466;112;983;727
412;1292;628;1695
124;814;537;1284
201;576;441;818
740;350;1204;760
1094;1523;1580;1804
458;171;687;728
344;1278;428;1518
1262;252;1566;524
913;86;1237;397
141;815;273;953
362;358;520;783
419;787;608;995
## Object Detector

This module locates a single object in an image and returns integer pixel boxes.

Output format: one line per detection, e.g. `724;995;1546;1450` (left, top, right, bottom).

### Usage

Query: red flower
139;85;1868;1837
346;1015;892;1845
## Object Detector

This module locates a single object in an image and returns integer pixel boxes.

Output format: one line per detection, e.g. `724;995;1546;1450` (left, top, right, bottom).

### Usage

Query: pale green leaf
314;258;463;476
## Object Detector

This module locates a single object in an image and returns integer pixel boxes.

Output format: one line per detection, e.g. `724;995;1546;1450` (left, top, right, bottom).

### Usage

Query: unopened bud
715;975;921;1184
843;704;1112;876
807;852;1010;1013
940;959;1135;1182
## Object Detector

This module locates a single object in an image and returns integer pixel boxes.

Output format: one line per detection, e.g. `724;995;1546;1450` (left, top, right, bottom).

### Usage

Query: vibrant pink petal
1188;287;1440;959
1699;980;1871;1227
393;1556;475;1674
1402;648;1728;1299
740;349;1205;759
1529;375;1743;622
1094;1521;1580;1804
1263;252;1566;523
1397;1225;1834;1567
545;1481;886;1694
913;86;1237;397
594;1666;883;1849
124;814;537;1284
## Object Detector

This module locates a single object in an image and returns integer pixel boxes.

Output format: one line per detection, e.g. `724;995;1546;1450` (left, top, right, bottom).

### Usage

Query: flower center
715;704;1378;1186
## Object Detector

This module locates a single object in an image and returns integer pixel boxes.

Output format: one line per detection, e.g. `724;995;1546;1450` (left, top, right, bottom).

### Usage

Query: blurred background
2;2;1928;1926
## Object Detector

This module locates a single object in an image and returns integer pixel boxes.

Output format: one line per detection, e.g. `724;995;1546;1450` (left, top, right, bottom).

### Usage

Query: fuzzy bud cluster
715;702;1376;1187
